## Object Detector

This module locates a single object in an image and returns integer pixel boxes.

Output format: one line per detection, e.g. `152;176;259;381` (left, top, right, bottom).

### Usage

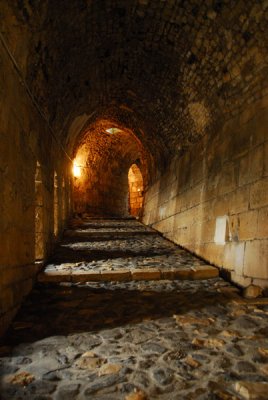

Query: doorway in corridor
35;162;44;261
54;172;59;237
128;163;144;218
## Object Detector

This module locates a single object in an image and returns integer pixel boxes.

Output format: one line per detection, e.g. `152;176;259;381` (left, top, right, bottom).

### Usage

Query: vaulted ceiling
1;0;268;169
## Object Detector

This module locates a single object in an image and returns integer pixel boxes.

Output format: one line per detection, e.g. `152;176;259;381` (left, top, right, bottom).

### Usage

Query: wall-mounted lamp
73;163;81;178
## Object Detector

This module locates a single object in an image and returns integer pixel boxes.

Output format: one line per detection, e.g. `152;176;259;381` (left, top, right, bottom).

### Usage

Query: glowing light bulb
73;163;81;178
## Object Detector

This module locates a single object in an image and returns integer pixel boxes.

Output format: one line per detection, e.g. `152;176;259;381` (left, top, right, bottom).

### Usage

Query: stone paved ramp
38;217;218;284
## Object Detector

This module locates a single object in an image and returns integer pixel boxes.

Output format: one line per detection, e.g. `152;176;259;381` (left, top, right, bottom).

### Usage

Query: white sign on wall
214;215;230;245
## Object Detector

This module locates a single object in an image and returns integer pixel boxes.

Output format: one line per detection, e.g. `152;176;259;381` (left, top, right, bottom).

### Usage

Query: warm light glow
105;127;122;134
73;163;81;178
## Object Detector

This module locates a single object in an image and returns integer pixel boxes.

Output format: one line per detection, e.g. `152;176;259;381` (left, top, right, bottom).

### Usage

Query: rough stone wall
0;39;71;337
143;96;268;288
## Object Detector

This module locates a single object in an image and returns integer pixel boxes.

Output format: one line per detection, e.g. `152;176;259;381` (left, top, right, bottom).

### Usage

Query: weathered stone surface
98;363;122;376
75;353;104;370
1;0;268;340
1;277;268;399
125;390;147;400
5;371;35;386
132;269;161;281
234;381;268;400
56;383;80;400
173;315;214;327
243;285;263;299
184;356;201;369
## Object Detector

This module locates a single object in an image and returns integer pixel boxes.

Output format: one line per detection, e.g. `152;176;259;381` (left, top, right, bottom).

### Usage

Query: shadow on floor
48;246;171;264
1;282;230;346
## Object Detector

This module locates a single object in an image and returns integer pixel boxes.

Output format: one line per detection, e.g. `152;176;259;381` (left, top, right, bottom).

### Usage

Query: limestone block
38;270;71;282
231;272;252;288
0;264;36;288
264;141;268;177
238;210;258;240
214;193;232;216
218;164;236;196
190;158;204;186
257;206;268;238
190;265;219;280
244;240;268;279
223;242;245;273
229;186;250;215
197;243;224;266
131;269;161;280
239;145;263;186
160;269;176;279
243;285;262;299
251;278;268;289
153;216;173;234
100;270;131;282
250;107;268;147
234;381;268;399
250;178;268;209
203;175;219;202
173;269;192;279
71;271;101;283
198;220;215;243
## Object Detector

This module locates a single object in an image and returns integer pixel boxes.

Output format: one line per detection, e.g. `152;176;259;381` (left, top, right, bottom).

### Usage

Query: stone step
38;265;219;284
63;230;159;239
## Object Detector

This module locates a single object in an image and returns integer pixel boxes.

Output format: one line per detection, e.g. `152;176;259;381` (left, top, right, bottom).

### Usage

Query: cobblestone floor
1;279;268;399
0;218;268;399
38;217;218;283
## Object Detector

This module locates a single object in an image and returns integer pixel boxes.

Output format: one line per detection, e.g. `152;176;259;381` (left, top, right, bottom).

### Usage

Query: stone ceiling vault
1;0;267;171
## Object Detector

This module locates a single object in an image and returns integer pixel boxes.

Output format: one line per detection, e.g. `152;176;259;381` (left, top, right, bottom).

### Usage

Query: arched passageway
72;119;149;217
128;163;144;218
0;4;268;395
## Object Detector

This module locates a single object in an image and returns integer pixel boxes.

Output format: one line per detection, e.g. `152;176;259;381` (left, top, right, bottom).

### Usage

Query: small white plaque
214;215;229;245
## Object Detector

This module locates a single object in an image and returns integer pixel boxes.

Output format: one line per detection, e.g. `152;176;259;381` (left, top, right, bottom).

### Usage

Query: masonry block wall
143;96;268;288
0;39;71;337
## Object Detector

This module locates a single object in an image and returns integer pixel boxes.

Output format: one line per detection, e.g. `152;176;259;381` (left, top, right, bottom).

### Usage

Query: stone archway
128;163;144;218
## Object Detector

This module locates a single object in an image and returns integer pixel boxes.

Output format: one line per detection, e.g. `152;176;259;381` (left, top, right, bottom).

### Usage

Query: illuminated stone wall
0;37;72;337
143;97;268;289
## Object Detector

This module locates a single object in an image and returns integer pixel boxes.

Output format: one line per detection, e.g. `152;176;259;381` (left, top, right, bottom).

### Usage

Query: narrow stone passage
1;217;268;399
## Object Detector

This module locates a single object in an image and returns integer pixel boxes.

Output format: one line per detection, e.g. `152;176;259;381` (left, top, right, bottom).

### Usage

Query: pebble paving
38;217;218;283
0;218;268;399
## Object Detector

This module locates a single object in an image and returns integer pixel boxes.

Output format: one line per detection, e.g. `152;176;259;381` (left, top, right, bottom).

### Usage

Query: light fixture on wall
73;163;81;178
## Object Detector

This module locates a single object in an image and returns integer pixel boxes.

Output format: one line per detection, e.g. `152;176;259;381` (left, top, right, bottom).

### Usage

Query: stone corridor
1;1;268;399
1;218;268;399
